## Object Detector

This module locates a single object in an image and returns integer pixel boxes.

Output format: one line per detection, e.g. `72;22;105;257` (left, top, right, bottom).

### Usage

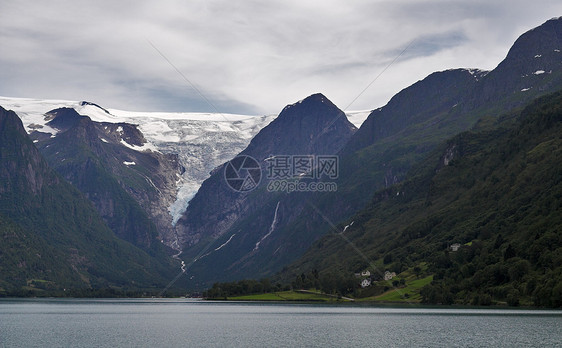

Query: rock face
33;107;182;255
175;93;356;285
241;93;356;156
0;106;175;292
0;108;54;197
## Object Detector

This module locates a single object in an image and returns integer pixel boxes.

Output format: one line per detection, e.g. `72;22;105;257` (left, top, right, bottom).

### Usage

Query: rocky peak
176;94;356;256
243;93;356;158
45;107;89;132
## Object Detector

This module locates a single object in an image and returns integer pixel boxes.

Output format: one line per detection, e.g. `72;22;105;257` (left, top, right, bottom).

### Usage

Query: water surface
1;299;560;347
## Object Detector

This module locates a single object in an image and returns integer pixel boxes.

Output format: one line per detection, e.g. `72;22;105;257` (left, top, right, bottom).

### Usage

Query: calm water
0;299;561;347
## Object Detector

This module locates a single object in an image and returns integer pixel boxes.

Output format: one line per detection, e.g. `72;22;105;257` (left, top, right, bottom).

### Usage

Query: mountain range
0;17;561;300
172;17;562;289
276;89;562;307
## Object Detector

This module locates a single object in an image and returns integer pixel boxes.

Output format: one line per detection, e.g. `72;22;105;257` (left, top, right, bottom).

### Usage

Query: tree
383;254;393;264
504;244;516;260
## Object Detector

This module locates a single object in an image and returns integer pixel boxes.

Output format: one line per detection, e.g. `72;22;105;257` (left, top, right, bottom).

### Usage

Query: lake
0;299;560;347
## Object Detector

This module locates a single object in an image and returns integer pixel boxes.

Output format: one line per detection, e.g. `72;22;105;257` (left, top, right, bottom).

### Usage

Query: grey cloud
1;0;562;114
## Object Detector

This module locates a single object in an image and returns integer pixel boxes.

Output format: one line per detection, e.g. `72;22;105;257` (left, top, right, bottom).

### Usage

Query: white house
384;271;396;281
361;270;371;277
360;278;372;288
450;243;461;252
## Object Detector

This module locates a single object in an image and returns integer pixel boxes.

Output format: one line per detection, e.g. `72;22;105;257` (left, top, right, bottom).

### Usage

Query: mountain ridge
276;89;562;307
0;106;177;294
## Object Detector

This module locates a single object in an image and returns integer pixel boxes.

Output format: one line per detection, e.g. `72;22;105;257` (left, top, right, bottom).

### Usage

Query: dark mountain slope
471;16;562;110
0;106;176;294
34;108;181;255
261;17;562;279
278;90;562;307
346;68;484;153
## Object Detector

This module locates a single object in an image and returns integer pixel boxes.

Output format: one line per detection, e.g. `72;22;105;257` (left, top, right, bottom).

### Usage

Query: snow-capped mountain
0;97;276;224
0;97;369;226
175;93;358;285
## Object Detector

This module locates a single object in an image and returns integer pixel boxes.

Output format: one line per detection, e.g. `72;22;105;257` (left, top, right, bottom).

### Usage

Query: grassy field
361;275;433;303
210;272;433;303
225;290;349;302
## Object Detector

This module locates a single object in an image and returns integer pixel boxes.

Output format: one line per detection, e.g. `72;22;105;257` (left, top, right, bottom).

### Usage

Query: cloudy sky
1;1;561;115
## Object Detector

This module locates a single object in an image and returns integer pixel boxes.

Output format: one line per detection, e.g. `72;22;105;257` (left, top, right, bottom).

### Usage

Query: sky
1;1;562;115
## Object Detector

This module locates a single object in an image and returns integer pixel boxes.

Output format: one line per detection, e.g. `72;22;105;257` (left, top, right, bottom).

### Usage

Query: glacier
0;96;369;226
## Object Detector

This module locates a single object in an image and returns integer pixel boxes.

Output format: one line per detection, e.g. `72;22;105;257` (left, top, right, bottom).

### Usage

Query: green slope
277;90;562;307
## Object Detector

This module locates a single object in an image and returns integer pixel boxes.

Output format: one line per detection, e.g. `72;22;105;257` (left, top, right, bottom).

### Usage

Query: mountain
2;17;560;297
277;89;562;307
0;97;368;253
0;106;176;294
31;107;181;255
302;17;562;241
175;93;357;286
174;18;562;288
174;17;562;289
259;17;562;279
0;97;277;250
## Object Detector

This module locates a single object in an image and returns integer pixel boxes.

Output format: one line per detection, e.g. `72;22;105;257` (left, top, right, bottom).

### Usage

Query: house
360;278;372;288
361;270;371;277
384;271;396;281
450;243;461;252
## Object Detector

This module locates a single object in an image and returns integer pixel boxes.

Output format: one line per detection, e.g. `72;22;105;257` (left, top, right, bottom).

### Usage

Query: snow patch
521;88;531;92
0;96;74;136
120;139;159;153
123;161;136;166
533;70;545;75
100;138;108;143
534;54;542;58
464;68;489;78
345;110;371;127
